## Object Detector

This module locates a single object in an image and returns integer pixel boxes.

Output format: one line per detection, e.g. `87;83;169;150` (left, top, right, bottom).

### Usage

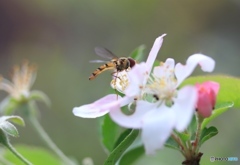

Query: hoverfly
89;47;136;80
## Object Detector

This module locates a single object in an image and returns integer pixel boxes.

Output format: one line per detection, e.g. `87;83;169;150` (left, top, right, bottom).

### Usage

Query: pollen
145;66;178;105
159;78;166;87
111;71;129;93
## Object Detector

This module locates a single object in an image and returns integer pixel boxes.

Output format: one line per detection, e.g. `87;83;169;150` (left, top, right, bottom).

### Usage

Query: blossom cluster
73;34;219;154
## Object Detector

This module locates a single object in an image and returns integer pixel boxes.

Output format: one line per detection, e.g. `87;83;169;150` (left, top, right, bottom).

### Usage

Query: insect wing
89;60;108;63
94;47;118;60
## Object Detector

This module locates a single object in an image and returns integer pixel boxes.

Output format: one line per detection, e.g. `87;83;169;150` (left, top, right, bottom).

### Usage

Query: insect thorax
115;58;130;71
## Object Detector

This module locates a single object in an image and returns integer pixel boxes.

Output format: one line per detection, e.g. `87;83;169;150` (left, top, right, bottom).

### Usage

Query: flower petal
172;86;197;132
153;58;175;78
0;78;14;95
118;96;135;107
201;81;220;95
175;54;215;86
146;34;166;72
196;90;212;117
195;81;220;117
124;63;149;97
141;106;176;155
73;94;119;118
109;100;156;129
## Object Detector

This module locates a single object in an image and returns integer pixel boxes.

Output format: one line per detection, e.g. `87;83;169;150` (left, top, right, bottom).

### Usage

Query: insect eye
127;58;136;68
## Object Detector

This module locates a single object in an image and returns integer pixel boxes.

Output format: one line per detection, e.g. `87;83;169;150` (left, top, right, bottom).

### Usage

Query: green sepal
0;116;25;138
0;121;19;137
0;116;25;127
199;126;218;146
0;96;19;115
29;90;51;107
201;102;233;129
0;129;8;144
104;129;139;165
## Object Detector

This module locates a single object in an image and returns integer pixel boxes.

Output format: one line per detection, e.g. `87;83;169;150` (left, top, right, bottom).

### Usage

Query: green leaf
104;129;139;165
29;90;51;107
176;132;190;143
113;129;132;149
0;121;19;137
0;116;25;127
3;145;62;165
164;136;181;151
200;126;218;146
182;75;240;108
0;97;19;115
100;114;122;153
153;60;161;68
0;129;8;145
201;102;233;129
129;45;146;62
188;115;197;140
119;146;144;165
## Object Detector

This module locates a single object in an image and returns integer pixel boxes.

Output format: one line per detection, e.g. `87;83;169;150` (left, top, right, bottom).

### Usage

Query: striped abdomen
89;62;115;80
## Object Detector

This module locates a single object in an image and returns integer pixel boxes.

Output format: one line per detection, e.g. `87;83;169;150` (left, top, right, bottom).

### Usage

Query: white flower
73;94;129;118
110;54;215;154
0;61;36;101
0;61;50;115
72;34;216;155
72;34;166;118
111;34;166;96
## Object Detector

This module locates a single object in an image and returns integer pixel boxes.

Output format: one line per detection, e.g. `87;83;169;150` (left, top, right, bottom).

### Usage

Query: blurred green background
0;1;240;165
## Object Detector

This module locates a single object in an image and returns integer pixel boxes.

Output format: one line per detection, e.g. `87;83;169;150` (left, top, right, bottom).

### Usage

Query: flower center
145;64;178;106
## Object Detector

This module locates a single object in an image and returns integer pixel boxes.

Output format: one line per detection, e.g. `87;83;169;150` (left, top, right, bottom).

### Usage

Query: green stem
28;115;75;165
184;130;193;156
181;114;204;165
192;114;203;153
171;133;186;156
4;141;32;165
26;102;76;165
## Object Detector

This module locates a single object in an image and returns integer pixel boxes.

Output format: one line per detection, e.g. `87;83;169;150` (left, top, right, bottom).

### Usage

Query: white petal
146;34;166;72
109;100;156;129
172;86;197;132
175;54;215;86
73;104;109;118
153;58;175;78
0;79;14;94
118;95;135;107
141;106;176;155
73;94;119;118
125;63;148;97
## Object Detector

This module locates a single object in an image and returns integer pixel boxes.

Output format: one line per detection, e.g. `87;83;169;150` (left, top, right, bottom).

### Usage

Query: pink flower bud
195;81;220;118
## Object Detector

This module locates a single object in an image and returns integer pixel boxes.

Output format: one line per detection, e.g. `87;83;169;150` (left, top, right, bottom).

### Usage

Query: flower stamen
0;61;37;101
144;61;178;106
111;71;129;93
